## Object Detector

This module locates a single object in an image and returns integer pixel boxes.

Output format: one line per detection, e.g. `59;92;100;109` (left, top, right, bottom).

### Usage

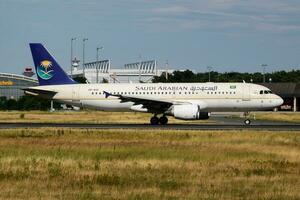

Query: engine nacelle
171;105;209;120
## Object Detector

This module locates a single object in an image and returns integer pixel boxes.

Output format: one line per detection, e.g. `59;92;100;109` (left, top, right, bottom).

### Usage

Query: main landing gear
150;115;168;125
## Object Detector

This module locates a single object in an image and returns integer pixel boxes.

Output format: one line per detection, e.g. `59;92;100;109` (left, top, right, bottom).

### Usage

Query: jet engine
171;104;209;120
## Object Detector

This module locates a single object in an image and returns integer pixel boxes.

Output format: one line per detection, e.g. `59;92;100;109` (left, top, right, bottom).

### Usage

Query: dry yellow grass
0;128;299;199
251;112;300;123
0;110;215;124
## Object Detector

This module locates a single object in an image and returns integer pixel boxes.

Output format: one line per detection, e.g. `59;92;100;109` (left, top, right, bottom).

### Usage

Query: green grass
0;128;299;199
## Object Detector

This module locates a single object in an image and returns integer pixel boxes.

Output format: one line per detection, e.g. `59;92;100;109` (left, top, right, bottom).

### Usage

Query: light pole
207;66;212;82
96;46;103;83
71;37;76;75
165;60;169;81
82;38;88;78
260;64;268;83
138;54;142;83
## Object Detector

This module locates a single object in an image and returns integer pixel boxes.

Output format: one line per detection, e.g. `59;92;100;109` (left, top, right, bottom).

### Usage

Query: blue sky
1;0;300;74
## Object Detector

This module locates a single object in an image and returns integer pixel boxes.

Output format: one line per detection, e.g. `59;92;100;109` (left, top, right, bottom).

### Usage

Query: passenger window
260;90;263;94
264;90;268;94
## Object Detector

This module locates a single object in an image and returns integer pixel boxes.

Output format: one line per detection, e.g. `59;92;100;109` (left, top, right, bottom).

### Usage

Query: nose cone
275;96;284;107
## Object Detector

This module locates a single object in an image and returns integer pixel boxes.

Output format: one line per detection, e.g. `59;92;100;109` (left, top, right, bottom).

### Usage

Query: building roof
260;83;300;97
0;72;38;83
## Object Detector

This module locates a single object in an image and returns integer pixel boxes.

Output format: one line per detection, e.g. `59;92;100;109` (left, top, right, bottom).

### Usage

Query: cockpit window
260;90;273;94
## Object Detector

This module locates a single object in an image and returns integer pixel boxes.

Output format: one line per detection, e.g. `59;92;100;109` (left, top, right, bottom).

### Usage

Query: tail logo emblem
37;60;54;80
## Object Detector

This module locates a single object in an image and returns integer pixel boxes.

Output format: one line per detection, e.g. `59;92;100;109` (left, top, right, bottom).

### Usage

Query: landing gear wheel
150;116;159;125
159;116;168;125
244;119;251;125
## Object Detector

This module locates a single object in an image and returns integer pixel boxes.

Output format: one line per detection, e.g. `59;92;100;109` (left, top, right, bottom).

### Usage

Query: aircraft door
242;83;250;101
72;86;79;100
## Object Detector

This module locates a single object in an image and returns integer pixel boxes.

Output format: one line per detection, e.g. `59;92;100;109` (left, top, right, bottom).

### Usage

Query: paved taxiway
0;122;299;131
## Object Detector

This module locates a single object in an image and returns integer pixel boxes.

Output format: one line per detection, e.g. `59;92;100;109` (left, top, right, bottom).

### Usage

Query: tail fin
29;43;76;86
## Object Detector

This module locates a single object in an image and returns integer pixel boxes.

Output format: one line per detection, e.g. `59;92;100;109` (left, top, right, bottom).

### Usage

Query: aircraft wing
103;91;187;113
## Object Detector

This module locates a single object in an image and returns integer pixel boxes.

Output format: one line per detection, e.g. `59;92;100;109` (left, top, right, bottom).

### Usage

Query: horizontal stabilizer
22;88;57;98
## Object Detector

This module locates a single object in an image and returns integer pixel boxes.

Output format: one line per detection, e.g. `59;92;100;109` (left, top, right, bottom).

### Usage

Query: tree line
0;95;60;110
152;70;300;83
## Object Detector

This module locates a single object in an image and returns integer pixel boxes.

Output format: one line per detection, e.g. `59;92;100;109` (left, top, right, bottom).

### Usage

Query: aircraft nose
275;96;284;106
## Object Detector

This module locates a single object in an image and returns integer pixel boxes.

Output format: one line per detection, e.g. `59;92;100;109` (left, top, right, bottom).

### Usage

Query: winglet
103;91;111;98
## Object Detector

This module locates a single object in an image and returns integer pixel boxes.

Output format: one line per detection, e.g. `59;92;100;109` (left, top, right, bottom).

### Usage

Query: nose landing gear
243;112;251;125
244;119;251;125
150;115;168;125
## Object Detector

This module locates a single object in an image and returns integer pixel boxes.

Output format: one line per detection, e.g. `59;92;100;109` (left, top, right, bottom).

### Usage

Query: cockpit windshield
260;90;273;94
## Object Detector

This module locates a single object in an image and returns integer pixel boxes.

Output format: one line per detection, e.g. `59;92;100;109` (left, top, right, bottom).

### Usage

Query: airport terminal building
0;73;38;100
70;59;173;83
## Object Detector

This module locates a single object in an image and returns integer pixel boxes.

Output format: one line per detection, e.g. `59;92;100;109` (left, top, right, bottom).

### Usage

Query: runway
0;122;299;131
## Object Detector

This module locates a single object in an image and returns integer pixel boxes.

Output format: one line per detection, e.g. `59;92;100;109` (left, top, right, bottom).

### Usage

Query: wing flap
103;91;187;113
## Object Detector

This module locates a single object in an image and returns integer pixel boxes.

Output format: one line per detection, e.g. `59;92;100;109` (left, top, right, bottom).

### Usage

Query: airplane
24;43;284;125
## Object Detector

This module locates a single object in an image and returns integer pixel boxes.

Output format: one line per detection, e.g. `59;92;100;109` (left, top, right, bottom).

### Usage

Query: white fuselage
29;82;283;113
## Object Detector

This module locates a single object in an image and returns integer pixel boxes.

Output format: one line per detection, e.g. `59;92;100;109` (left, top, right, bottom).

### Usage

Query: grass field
0;128;299;199
0;111;215;124
251;112;300;123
